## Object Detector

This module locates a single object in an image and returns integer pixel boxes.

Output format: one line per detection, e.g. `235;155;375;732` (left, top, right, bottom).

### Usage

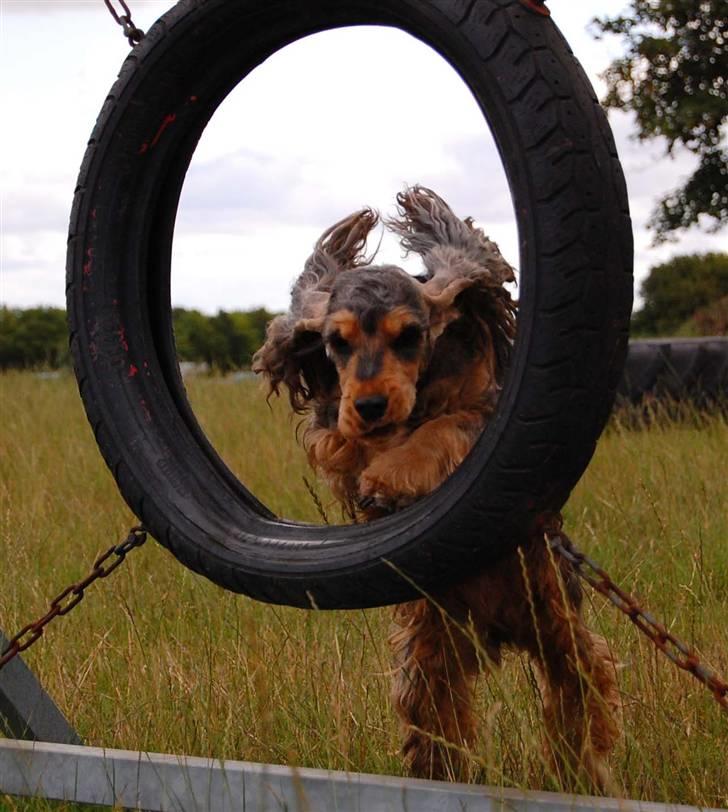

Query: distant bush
0;306;277;372
677;295;728;337
173;307;276;373
631;252;728;337
0;307;69;370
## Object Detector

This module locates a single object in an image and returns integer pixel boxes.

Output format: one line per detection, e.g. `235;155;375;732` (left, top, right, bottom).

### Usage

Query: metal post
0;630;82;745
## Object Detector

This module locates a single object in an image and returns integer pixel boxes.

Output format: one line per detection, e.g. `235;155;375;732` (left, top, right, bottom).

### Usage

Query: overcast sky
1;0;725;313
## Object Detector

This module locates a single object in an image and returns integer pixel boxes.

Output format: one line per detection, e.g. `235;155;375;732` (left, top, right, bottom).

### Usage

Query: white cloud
1;0;725;315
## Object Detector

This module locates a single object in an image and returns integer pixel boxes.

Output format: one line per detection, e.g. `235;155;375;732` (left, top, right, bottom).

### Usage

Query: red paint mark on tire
117;326;129;352
83;246;93;276
519;0;550;16
128;363;139;378
150;113;177;148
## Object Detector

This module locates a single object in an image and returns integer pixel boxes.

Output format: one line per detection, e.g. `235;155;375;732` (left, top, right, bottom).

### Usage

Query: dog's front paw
359;449;433;511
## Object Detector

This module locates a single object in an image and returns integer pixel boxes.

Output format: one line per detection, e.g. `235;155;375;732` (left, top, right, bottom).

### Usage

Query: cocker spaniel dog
253;186;621;791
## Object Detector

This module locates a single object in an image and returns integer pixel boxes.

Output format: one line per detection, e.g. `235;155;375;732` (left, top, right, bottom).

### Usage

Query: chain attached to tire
544;518;728;714
103;0;145;46
0;527;147;671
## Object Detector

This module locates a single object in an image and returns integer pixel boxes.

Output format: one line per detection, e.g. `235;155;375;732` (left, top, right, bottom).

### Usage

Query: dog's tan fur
253;186;621;790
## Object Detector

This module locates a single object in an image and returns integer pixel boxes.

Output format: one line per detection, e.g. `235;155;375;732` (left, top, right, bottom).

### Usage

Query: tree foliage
172;307;275;373
593;0;728;240
631;252;728;335
0;306;275;372
685;294;728;335
0;307;69;370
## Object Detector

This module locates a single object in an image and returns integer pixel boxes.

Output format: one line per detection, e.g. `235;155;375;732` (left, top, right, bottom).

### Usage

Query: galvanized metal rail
1;739;720;812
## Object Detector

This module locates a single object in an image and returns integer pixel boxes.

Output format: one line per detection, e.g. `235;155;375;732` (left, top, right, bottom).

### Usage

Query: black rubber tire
67;0;633;609
618;337;728;405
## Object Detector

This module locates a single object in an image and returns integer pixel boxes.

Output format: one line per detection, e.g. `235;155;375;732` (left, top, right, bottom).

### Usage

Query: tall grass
1;372;726;810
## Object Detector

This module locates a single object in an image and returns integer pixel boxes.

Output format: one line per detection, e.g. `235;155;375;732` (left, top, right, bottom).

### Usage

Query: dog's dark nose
355;395;388;423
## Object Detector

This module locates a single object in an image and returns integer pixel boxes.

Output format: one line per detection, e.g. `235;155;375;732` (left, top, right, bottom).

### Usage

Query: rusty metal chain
4;513;725;718
544;522;728;714
0;527;147;671
103;0;146;46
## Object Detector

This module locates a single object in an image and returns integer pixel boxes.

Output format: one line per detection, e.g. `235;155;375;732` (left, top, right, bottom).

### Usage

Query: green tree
0;307;68;369
209;311;238;373
172;308;221;368
241;307;276;354
0;309;22;369
631;252;728;335
685;294;728;335
593;0;728;240
172;307;277;372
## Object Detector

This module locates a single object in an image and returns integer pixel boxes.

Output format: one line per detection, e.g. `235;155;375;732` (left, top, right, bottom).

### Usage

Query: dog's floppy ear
253;208;379;411
387;185;516;378
291;207;379;330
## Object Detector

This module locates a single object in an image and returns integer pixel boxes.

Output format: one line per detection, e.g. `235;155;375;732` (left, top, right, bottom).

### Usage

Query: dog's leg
390;597;479;781
359;411;482;508
518;545;622;793
304;426;366;505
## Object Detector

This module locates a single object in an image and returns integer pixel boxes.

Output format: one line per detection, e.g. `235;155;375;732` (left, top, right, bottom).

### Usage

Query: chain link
544;522;728;714
0;527;147;671
103;0;145;46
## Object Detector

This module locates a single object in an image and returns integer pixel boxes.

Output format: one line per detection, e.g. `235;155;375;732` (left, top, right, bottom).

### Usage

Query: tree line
631;252;728;337
172;307;274;372
1;252;726;371
0;306;277;372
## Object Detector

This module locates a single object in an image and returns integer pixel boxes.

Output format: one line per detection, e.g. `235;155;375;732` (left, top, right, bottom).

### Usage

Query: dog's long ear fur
387;186;516;381
253;208;379;411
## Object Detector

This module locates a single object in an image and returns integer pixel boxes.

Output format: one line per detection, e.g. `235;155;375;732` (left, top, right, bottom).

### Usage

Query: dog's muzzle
354;395;388;423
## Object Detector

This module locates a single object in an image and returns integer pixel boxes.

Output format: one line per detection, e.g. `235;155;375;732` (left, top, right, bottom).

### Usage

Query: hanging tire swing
67;0;633;610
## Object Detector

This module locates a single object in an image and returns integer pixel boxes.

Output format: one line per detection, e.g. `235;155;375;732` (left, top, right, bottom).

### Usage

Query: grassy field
1;371;726;810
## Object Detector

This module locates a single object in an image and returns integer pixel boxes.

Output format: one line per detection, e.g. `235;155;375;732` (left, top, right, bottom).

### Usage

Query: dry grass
1;371;726;810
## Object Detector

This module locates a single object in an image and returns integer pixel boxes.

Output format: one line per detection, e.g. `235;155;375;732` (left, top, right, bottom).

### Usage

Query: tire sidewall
66;0;633;608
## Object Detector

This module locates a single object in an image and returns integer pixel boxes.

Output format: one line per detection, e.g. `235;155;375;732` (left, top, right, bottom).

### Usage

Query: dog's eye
392;325;423;353
327;332;352;358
